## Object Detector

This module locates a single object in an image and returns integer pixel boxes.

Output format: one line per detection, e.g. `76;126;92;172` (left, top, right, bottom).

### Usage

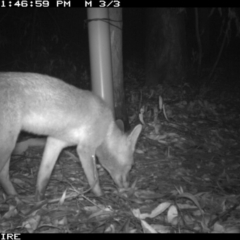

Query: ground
0;63;240;233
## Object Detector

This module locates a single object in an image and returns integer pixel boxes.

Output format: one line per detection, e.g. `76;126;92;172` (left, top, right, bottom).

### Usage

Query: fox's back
0;72;113;145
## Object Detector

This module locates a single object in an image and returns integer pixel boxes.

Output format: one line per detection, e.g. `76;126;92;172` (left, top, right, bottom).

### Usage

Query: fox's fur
0;72;142;200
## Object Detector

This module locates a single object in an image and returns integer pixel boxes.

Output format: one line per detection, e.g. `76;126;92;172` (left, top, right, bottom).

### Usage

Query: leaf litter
1;67;240;233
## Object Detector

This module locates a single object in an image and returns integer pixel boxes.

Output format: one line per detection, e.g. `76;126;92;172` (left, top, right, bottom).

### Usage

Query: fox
0;72;142;201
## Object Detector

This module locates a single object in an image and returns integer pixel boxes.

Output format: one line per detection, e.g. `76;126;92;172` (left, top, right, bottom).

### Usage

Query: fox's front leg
36;137;67;201
77;145;102;196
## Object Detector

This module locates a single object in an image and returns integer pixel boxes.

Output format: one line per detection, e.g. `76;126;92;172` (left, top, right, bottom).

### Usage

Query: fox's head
96;123;142;190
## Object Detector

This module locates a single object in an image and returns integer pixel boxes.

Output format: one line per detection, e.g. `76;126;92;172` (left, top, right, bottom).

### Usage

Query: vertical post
87;8;114;112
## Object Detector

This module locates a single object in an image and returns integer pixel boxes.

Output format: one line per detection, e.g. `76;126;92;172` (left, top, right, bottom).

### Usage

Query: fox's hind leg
0;157;17;195
0;127;20;195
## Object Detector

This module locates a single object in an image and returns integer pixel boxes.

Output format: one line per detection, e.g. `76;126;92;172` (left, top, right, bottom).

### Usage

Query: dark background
0;8;239;87
0;8;145;71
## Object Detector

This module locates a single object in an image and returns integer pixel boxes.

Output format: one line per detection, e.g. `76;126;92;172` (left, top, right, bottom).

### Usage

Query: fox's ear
128;124;142;151
116;119;124;132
